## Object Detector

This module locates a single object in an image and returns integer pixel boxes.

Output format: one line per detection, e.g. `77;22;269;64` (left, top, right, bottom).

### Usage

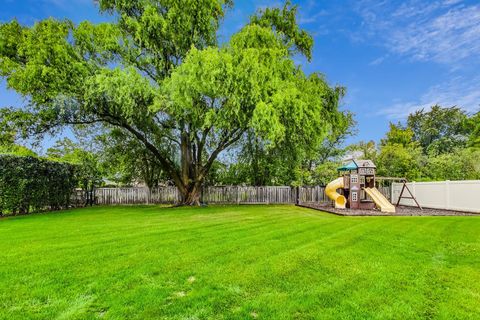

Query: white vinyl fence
392;180;480;213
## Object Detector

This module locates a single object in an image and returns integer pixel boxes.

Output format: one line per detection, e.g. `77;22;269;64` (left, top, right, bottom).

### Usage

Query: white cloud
378;75;480;119
356;0;480;65
369;55;389;66
298;10;328;24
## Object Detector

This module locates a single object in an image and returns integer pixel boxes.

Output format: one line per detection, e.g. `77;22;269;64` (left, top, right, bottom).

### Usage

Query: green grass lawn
1;205;480;319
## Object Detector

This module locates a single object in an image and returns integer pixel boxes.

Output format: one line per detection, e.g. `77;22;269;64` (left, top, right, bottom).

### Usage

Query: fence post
390;183;394;203
445;180;450;210
412;182;416;207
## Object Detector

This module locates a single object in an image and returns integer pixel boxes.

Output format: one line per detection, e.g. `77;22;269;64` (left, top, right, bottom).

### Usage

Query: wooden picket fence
94;187;180;205
92;186;298;205
201;186;296;204
298;186;328;203
76;185;392;206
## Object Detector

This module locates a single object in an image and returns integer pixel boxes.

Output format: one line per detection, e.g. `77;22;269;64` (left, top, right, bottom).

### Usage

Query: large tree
0;1;343;204
407;105;470;155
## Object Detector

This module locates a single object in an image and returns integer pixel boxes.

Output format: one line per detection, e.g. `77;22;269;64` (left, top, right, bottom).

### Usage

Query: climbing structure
326;159;395;213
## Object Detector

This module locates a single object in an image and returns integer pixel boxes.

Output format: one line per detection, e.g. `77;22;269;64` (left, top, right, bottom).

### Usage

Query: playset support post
395;180;422;210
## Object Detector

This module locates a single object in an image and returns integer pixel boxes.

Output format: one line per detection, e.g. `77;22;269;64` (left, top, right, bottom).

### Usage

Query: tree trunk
178;182;202;206
175;129;204;206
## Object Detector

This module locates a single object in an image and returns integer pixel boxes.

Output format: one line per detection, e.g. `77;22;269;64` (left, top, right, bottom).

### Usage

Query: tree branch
96;112;185;192
202;129;244;177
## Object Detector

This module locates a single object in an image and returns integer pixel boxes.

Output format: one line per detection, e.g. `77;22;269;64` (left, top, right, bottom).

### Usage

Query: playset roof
355;159;376;168
337;159;376;171
337;161;357;171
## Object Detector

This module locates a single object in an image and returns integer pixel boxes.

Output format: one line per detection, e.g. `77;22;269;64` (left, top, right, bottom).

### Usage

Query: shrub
0;155;78;215
425;149;480;181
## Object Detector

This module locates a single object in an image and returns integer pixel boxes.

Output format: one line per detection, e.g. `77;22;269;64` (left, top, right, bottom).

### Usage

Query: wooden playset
326;159;397;213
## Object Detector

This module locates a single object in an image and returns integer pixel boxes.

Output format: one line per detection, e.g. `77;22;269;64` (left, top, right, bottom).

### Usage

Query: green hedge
0;155;78;215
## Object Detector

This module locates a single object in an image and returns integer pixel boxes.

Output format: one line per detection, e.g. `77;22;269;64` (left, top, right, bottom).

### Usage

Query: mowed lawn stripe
0;205;479;319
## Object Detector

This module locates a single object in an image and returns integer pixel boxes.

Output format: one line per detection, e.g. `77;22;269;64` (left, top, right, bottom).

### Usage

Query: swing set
376;177;422;210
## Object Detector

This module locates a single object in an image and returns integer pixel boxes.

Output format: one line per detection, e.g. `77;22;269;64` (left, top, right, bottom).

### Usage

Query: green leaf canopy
0;1;344;204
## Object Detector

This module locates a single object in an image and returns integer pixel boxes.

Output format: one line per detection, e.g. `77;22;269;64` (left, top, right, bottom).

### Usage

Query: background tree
97;130;168;189
376;123;423;180
297;110;356;186
224;133;304;186
466;111;480;149
309;161;340;186
346;140;377;161
217;95;355;187
376;144;423;180
0;131;37;157
380;122;415;148
0;1;344;204
407;105;469;155
46;138;103;195
375;110;480;181
425;149;480;181
315;111;356;164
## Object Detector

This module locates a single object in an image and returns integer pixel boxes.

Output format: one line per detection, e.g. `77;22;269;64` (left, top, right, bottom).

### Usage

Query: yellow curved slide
326;177;346;209
364;187;396;213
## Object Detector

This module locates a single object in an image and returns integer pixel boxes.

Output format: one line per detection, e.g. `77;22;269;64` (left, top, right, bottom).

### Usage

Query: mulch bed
298;202;479;216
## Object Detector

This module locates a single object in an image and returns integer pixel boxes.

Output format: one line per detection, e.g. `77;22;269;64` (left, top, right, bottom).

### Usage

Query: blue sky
1;0;479;148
